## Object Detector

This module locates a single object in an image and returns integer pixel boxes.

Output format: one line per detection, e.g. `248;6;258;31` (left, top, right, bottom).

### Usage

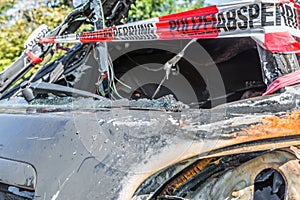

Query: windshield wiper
20;81;104;102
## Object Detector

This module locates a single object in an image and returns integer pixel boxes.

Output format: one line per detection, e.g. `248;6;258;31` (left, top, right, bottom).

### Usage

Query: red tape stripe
27;50;43;66
264;32;300;53
263;70;300;96
157;6;219;39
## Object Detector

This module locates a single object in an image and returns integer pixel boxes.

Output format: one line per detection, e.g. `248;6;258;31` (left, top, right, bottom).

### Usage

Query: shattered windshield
0;0;300;110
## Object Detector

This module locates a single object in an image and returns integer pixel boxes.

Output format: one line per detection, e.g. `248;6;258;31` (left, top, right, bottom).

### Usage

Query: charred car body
0;0;300;200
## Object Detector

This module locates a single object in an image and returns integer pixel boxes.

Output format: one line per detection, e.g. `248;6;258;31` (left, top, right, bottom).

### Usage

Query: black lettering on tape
249;4;260;28
103;30;107;38
184;18;189;32
285;5;294;27
293;8;298;29
212;14;217;29
217;13;228;32
123;27;128;36
174;19;187;32
137;24;141;34
113;28;118;37
191;17;197;30
128;26;134;36
203;15;209;30
226;9;237;32
118;27;123;37
147;23;154;34
150;28;156;35
140;24;147;35
169;20;177;32
297;9;300;28
196;16;203;30
276;5;282;26
104;29;113;38
279;4;288;26
203;14;217;31
262;3;274;26
176;20;181;31
275;4;299;29
237;6;248;30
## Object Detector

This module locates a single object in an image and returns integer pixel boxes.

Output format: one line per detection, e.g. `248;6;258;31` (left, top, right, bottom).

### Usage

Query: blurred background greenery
129;0;204;20
0;0;204;71
0;0;72;71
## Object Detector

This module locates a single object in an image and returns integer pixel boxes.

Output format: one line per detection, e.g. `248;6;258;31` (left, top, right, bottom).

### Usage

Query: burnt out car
0;0;300;200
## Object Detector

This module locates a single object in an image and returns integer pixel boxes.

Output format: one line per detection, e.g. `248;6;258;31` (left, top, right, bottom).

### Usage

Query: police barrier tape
39;0;300;53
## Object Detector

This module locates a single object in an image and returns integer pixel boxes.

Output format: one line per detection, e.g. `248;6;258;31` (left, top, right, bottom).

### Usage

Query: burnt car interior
110;37;266;108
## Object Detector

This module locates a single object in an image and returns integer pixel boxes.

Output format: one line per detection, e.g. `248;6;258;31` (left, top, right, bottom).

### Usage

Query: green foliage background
0;0;204;72
0;0;72;71
129;0;204;20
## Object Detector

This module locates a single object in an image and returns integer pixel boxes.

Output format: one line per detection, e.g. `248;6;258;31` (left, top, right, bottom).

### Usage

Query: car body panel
0;85;299;199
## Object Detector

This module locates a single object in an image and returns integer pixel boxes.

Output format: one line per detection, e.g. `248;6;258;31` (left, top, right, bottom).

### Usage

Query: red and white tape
39;0;300;53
